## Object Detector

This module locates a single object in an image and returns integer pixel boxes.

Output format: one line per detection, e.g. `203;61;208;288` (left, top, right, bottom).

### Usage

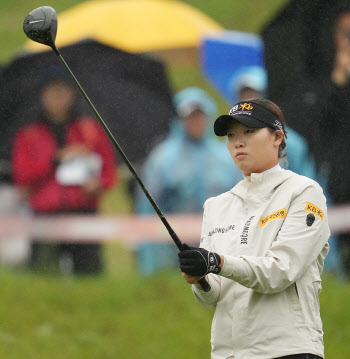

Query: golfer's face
226;122;281;176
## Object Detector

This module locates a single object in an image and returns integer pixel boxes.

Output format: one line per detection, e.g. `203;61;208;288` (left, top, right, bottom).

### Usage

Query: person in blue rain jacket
135;87;243;275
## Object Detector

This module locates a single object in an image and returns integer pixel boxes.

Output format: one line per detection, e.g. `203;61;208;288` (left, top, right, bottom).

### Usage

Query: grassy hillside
0;264;349;359
0;267;213;359
322;276;350;358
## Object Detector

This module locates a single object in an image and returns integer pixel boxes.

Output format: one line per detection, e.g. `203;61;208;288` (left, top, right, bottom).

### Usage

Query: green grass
320;275;350;358
0;256;350;359
0;258;213;359
0;0;86;64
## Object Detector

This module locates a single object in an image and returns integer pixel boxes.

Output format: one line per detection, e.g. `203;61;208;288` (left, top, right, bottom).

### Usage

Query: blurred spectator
230;66;268;103
262;4;350;275
135;87;242;275
230;65;344;275
229;65;318;179
320;10;350;275
306;9;350;202
12;70;117;275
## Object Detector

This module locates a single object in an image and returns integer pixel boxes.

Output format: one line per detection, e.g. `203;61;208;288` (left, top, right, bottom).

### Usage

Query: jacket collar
261;163;282;174
230;170;295;199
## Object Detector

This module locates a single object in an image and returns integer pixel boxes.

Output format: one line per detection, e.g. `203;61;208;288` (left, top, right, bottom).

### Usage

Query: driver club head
23;6;58;53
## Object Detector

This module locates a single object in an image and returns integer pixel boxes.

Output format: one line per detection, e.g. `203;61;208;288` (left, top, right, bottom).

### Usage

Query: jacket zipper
294;283;299;298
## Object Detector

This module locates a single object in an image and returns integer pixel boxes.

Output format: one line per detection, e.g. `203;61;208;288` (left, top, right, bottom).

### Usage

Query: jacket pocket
298;276;323;333
311;280;323;331
286;283;304;326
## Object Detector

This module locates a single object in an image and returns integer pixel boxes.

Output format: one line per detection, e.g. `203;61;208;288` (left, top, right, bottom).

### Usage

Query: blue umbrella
200;30;265;104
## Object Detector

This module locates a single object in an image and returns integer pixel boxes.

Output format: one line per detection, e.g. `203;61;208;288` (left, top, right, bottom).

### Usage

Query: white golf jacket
193;170;330;359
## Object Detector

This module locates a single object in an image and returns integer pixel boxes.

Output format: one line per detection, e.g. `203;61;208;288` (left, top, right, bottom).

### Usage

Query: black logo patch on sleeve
306;213;316;227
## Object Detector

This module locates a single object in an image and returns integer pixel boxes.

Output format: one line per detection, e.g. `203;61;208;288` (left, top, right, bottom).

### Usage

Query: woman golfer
178;98;330;359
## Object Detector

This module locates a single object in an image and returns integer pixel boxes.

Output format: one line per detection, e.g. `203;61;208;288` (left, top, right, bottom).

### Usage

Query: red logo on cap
239;103;253;111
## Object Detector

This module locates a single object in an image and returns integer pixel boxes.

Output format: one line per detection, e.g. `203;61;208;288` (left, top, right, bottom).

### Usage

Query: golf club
23;6;211;292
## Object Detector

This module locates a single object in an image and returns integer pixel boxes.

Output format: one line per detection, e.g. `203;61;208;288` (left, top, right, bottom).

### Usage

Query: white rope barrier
0;205;348;243
0;214;201;243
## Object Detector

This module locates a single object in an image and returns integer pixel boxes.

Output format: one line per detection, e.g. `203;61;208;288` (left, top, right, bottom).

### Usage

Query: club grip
198;277;211;292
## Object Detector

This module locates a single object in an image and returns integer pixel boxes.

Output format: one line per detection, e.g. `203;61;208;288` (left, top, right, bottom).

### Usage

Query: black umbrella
261;0;350;204
261;0;350;133
0;39;176;180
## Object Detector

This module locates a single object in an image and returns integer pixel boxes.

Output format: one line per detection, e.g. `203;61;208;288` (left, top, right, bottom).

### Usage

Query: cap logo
229;103;253;116
273;119;283;132
239;103;254;111
215;101;285;137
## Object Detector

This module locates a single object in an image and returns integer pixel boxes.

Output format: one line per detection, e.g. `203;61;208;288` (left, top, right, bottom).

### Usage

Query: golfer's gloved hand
178;243;221;276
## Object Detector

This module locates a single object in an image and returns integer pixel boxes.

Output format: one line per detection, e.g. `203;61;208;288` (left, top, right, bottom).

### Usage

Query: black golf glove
178;243;221;276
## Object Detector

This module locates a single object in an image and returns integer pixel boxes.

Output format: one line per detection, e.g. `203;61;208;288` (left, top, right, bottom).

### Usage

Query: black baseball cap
214;101;284;136
38;65;75;91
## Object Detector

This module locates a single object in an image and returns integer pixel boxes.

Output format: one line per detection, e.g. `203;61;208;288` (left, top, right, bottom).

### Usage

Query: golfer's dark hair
250;98;288;160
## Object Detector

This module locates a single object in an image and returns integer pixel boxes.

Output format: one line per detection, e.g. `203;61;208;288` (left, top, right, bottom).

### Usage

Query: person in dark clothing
263;6;350;275
312;10;350;274
12;72;117;274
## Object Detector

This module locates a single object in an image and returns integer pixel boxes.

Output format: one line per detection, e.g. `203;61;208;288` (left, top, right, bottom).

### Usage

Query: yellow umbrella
25;0;222;64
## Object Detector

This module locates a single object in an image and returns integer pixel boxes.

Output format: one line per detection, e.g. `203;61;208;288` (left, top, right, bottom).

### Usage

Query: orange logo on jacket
260;208;287;227
305;202;324;220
